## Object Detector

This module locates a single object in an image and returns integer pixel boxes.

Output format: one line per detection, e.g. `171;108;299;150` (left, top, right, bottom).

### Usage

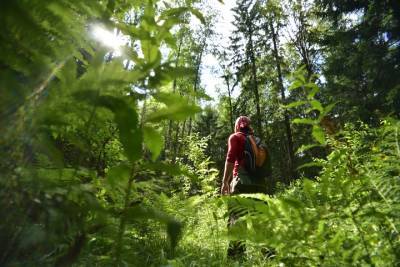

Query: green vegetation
0;0;399;266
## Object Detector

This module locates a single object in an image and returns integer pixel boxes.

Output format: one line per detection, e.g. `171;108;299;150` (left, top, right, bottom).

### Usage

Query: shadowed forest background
1;0;400;266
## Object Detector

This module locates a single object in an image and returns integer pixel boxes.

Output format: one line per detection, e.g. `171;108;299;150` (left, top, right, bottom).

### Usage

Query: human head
234;116;252;133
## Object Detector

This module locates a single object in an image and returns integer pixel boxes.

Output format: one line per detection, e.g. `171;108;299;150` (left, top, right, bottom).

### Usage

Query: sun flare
90;25;127;56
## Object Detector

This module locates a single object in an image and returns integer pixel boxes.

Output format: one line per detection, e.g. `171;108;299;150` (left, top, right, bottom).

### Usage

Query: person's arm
221;134;237;195
221;161;234;195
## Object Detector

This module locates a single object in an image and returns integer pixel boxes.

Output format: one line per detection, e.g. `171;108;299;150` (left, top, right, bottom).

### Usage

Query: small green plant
285;66;336;152
178;133;219;196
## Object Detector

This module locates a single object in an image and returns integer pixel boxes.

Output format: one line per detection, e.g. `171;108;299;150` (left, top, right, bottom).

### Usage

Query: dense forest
1;0;399;266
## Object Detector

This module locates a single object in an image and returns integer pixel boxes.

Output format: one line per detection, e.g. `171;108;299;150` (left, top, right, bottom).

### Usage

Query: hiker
221;115;269;259
221;116;267;195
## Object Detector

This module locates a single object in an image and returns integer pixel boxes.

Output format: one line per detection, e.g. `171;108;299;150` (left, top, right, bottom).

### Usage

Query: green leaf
190;8;205;24
296;144;320;154
148;66;195;88
163;31;176;47
302;178;316;197
117;23;150;40
281;197;303;209
159;7;204;24
106;164;131;187
159;7;188;19
74;91;142;162
141;39;161;65
141;162;196;179
293;118;316;125
159;17;181;33
305;82;319;90
125;204;182;248
36;131;64;168
361;208;387;219
306;83;320;99
57;58;77;88
99;97;142;162
167;220;182;249
312;125;326;145
292;66;307;84
142;4;157;31
143;126;164;161
322;102;337;116
284;100;308;109
147;92;201;122
18;225;46;249
192;90;212;101
289;80;304;90
152;91;184;105
310;100;323;112
147;104;201;122
297;161;324;170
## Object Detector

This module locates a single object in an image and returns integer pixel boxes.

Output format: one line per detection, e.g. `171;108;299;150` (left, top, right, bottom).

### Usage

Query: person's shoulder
229;132;245;140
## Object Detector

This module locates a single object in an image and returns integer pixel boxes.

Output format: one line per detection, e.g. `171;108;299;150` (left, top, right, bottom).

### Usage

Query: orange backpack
243;135;270;179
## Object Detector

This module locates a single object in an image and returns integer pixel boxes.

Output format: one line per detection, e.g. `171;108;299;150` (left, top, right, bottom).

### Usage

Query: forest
0;0;399;266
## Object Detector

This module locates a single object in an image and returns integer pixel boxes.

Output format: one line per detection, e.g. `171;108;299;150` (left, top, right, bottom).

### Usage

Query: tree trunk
224;75;235;132
179;119;187;160
248;28;262;136
297;8;313;79
270;20;295;180
166;38;183;154
172;122;181;163
187;37;205;137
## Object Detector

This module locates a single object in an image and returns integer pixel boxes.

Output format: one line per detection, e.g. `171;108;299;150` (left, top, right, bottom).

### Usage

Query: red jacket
226;132;246;177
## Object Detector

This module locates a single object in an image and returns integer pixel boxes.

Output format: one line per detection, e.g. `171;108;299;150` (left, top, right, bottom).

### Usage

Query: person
221;116;267;195
221;116;267;259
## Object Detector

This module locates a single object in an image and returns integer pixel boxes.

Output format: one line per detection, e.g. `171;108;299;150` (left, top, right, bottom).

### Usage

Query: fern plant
223;74;400;266
0;0;206;265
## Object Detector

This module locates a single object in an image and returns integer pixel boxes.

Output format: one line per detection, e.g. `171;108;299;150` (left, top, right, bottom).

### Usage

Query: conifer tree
230;0;263;135
316;0;400;122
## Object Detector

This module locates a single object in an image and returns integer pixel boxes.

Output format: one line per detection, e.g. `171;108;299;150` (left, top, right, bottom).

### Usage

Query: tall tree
284;0;323;78
187;22;213;136
316;0;400;123
260;0;296;179
218;50;239;132
230;0;263;135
